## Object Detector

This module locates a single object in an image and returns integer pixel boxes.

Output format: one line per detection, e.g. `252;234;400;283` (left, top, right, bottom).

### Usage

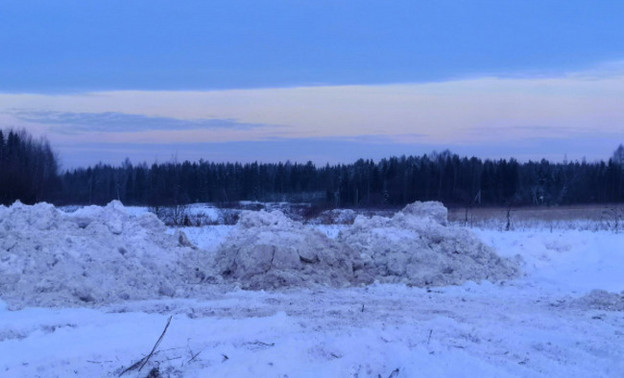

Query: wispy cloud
264;133;429;144
2;61;624;167
461;125;589;139
10;110;277;133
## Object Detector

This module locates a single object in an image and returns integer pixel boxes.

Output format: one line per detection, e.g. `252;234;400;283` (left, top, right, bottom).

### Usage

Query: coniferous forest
0;129;60;205
1;129;623;208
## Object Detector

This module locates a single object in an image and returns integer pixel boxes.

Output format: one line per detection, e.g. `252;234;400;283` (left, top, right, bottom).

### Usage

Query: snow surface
1;202;623;377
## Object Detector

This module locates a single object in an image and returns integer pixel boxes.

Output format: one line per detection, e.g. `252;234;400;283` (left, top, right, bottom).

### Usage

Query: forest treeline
0;129;60;205
59;151;624;208
2;128;624;208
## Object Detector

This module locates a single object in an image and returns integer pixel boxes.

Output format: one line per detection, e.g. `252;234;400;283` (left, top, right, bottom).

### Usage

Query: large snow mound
214;210;370;289
214;202;517;290
0;200;520;305
338;201;520;287
0;201;214;309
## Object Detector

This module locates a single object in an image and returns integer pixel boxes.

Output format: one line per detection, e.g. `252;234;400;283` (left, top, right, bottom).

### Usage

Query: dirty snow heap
0;201;213;308
214;210;370;289
0;200;520;306
338;201;520;287
215;202;519;289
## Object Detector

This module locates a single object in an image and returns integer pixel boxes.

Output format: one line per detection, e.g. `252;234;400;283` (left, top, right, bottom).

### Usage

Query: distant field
448;204;623;230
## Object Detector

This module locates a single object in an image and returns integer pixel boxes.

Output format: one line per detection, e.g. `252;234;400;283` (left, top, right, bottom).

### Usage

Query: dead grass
448;204;623;231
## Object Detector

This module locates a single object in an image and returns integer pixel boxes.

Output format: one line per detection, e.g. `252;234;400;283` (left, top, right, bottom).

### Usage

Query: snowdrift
0;200;519;307
338;201;520;287
0;201;214;309
215;202;518;290
573;289;624;311
214;210;370;289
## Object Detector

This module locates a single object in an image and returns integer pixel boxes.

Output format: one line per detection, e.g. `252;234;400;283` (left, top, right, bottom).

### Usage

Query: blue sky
2;1;624;168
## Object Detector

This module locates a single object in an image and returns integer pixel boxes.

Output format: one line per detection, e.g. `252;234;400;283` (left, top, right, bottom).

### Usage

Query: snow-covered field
1;203;623;377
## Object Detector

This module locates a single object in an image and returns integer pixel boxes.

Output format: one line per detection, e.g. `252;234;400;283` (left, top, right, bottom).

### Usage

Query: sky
2;1;624;169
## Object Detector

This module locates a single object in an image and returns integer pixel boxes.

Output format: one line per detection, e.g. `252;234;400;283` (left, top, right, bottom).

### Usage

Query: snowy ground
1;208;624;377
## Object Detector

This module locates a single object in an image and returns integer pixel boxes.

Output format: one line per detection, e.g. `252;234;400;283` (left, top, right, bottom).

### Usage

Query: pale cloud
1;63;624;167
10;110;277;133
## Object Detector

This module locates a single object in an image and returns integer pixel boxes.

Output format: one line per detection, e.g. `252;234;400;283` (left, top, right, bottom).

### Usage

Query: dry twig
119;316;173;376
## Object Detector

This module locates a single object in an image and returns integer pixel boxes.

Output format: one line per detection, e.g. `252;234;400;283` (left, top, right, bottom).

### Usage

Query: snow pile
338;201;520;287
311;208;358;225
402;200;448;225
573;289;624;311
0;201;214;308
214;202;517;289
214;210;369;289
